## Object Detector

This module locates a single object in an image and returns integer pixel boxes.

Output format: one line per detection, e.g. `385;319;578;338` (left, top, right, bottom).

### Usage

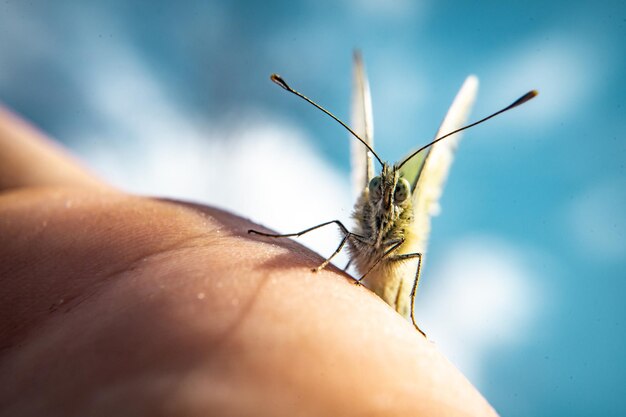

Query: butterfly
250;52;537;336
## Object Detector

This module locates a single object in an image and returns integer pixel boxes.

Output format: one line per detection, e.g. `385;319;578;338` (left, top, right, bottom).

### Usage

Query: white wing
406;75;479;255
350;51;375;200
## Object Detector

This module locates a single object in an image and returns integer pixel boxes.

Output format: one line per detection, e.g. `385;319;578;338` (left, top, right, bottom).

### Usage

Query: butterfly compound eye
394;178;410;203
369;176;382;200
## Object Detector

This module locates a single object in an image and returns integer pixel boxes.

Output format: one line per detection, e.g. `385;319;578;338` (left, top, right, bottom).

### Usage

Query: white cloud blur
417;236;544;384
72;44;354;264
482;32;602;132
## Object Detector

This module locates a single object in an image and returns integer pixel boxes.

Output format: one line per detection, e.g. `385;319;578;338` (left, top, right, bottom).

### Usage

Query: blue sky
1;1;625;415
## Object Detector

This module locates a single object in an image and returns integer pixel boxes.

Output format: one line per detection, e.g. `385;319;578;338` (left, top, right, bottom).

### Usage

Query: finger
0;188;496;416
0;106;112;192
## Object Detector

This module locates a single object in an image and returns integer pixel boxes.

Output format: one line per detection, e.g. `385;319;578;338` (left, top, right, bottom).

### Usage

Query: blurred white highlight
419;236;542;383
484;34;599;131
73;45;353;263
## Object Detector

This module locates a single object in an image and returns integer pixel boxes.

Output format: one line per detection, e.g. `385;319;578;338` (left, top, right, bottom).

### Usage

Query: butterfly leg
310;225;369;272
249;220;366;273
343;259;353;272
312;233;351;272
248;219;353;238
354;242;426;337
353;238;405;285
387;251;425;337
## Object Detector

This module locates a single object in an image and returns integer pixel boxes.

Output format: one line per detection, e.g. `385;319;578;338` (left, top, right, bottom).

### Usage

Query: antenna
270;74;384;166
397;90;539;169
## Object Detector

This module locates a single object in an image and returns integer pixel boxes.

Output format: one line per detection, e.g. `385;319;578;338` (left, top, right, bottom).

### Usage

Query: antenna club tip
520;90;539;99
270;73;290;90
510;89;539;108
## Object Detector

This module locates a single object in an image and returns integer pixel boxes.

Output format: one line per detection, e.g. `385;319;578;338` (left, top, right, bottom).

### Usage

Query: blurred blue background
1;1;624;415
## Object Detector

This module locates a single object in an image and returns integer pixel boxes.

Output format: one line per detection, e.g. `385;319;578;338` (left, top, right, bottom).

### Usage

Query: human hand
0;106;497;416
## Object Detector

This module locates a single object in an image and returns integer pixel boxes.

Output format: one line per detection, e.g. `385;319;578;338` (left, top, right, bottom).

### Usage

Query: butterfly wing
350;51;375;199
400;75;479;257
397;141;427;191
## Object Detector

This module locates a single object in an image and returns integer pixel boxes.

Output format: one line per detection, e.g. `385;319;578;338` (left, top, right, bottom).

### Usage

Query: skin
0;106;498;417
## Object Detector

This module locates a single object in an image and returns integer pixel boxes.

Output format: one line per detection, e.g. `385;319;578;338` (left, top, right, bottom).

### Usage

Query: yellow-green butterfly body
348;163;419;319
348;54;478;327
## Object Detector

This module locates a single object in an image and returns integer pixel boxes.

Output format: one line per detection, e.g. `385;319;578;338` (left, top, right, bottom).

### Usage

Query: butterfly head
368;164;412;221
